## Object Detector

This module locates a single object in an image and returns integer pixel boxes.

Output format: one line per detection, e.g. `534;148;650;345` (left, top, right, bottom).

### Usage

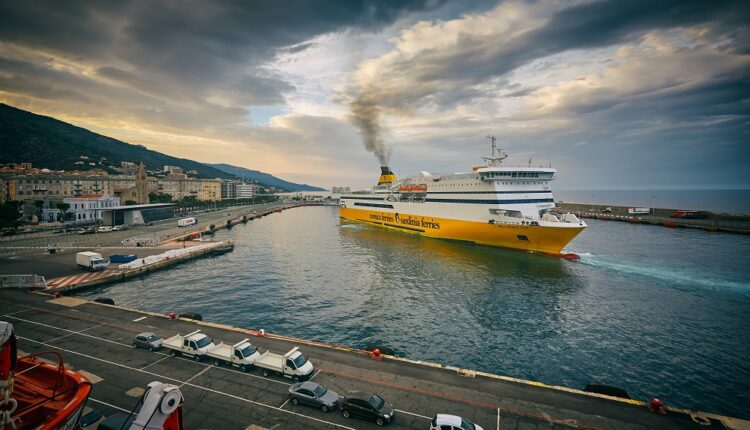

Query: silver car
288;381;340;412
133;332;163;351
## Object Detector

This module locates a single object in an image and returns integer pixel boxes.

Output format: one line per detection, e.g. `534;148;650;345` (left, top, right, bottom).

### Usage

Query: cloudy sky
1;0;748;189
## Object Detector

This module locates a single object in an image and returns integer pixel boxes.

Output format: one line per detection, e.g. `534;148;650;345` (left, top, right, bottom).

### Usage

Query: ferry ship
339;137;586;255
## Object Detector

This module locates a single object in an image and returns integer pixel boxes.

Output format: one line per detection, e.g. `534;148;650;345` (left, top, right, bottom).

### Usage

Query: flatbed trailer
162;330;215;361
205;338;260;371
254;347;314;381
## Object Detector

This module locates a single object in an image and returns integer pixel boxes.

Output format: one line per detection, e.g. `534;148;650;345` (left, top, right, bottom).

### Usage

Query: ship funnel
378;166;397;185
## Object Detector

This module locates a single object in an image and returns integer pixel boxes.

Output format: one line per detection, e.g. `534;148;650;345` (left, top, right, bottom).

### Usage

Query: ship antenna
483;135;506;167
486;135;497;158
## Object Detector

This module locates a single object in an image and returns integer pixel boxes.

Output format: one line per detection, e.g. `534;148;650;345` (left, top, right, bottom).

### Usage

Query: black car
341;391;395;426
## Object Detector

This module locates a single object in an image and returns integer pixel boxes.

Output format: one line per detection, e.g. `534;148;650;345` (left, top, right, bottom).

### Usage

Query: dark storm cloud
361;0;750;107
0;0;447;130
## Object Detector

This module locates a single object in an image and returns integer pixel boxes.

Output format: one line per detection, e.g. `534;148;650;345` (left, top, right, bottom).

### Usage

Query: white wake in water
570;251;750;294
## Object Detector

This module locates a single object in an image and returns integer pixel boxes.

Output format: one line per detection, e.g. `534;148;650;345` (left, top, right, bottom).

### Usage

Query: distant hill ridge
208;163;324;192
0;103;323;191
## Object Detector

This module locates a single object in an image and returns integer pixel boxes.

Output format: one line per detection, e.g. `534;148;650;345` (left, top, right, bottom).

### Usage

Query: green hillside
0;103;322;191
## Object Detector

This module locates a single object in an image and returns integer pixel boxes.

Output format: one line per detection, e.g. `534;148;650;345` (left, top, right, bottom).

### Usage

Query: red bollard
371;348;381;360
168;312;176;320
649;398;667;414
52;292;61;298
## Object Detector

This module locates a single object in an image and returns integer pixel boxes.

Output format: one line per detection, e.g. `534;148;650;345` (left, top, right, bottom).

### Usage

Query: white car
430;414;484;430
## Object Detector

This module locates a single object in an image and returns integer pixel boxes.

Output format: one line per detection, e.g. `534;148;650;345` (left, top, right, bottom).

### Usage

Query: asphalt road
3;289;736;430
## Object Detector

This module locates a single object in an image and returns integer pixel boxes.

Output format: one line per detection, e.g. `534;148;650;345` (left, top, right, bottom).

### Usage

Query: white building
237;183;256;198
65;194;120;223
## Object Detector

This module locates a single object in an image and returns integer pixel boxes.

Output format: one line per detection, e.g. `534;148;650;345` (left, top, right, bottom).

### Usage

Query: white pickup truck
162;330;215;361
254;347;314;381
205;338;260;371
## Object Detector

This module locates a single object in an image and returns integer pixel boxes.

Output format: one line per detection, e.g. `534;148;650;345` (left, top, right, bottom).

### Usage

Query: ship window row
425;198;554;204
354;202;394;209
485;171;553;178
342;196;383;201
427;190;551;195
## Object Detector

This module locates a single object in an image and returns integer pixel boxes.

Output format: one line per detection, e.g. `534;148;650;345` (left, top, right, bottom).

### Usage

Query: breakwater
555;202;750;234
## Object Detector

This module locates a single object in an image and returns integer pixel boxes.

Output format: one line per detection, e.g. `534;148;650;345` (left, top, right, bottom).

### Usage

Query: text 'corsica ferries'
339;137;586;255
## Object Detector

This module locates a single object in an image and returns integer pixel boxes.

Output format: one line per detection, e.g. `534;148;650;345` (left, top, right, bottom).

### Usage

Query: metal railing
0;274;48;289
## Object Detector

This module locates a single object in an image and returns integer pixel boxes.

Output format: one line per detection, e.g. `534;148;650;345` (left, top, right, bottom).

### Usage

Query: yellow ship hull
339;207;584;255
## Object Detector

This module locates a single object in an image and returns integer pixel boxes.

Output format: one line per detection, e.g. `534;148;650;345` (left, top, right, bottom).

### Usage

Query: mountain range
0;103;324;192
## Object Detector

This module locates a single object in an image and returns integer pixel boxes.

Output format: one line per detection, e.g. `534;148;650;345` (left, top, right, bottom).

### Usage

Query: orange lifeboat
398;185;427;193
2;322;91;430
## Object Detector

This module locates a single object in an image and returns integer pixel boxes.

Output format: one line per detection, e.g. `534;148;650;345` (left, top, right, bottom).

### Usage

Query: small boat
2;321;92;429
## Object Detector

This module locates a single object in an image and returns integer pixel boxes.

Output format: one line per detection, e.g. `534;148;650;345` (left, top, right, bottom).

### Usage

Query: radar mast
482;135;507;167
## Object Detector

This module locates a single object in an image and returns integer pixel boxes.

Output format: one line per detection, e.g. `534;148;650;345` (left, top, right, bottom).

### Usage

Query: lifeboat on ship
398;185;427;193
1;321;92;430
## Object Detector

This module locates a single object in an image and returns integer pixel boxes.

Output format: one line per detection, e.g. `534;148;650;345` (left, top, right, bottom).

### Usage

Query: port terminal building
101;203;174;226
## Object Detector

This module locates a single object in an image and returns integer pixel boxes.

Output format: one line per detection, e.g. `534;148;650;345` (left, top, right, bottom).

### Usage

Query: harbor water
76;206;750;419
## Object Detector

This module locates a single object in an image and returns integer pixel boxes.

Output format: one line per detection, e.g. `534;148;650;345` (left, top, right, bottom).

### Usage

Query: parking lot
1;289;732;430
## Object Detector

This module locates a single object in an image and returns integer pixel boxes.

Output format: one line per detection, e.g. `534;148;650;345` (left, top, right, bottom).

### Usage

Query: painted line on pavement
180;365;213;388
141;355;170;370
395;409;431;420
88;397;131;413
47;322;105;342
133;316;148;322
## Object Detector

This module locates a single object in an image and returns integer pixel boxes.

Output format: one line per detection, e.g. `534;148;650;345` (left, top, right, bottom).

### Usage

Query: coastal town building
237;183;256;199
65;194;120;222
2;161;232;206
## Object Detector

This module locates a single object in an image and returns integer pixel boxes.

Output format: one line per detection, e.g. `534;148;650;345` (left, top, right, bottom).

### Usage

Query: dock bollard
371;348;382;360
649;398;666;414
259;329;265;336
168;312;176;320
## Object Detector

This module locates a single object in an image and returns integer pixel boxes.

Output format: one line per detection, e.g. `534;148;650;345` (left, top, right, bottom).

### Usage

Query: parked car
133;332;163;351
112;224;129;231
341;391;395;426
288;381;340;412
144;221;154;226
430;414;484;430
97;226;113;233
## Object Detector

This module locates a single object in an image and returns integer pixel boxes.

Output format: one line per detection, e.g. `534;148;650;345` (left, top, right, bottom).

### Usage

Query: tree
56;202;71;222
125;200;137;205
0;201;22;229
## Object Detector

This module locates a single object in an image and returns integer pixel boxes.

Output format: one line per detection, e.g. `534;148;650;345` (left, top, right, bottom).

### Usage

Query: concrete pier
0;203;305;292
2;289;747;430
555;202;750;234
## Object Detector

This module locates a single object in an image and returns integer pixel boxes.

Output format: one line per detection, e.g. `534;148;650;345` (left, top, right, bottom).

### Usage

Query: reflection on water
76;207;750;419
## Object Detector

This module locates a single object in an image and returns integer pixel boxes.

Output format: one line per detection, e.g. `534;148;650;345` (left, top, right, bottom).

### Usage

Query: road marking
279;398;290;409
309;369;321;381
133;316;148;322
180;365;213;388
88;397;131;413
395;409;431;420
17;336;357;430
3;309;30;317
46;322;105;342
141;355;170;370
497;407;500;430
